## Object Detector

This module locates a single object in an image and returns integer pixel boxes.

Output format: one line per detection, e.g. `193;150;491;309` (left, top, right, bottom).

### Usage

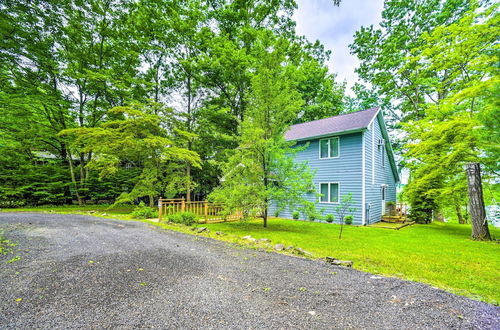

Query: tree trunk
455;201;465;224
66;147;83;206
465;163;491;241
186;163;191;202
263;206;268;228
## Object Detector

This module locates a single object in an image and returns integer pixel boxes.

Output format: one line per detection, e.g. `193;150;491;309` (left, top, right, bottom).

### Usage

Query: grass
2;206;499;304
201;218;500;304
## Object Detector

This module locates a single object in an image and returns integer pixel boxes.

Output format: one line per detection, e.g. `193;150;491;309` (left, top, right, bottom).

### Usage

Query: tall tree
210;33;315;227
402;3;499;223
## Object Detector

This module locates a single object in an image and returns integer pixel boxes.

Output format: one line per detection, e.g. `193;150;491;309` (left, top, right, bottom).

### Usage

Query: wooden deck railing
158;198;243;223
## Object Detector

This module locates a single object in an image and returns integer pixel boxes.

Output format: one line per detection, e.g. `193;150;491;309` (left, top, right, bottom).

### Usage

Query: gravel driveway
0;213;498;329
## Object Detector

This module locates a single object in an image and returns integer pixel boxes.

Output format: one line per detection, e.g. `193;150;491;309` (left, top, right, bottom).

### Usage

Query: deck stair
381;215;407;223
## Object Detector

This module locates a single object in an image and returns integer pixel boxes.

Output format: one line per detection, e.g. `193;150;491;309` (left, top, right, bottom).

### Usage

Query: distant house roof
285;107;380;141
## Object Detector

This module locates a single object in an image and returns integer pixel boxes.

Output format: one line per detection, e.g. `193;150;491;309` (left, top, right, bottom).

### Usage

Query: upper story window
378;138;386;167
319;137;339;159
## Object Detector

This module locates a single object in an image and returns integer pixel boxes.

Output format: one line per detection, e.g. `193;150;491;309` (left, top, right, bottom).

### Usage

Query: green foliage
131;202;158;219
335;193;357;238
209;32;316;227
292;211;300;220
344;215;353;225
166;211;197;226
352;1;498;224
0;0;345;207
401;3;499;222
325;214;335;223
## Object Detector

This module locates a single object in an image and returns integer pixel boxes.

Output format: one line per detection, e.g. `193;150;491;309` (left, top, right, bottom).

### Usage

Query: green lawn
202;218;500;304
2;206;499;304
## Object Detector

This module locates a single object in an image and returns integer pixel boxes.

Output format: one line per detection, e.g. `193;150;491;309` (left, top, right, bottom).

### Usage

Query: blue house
271;107;399;225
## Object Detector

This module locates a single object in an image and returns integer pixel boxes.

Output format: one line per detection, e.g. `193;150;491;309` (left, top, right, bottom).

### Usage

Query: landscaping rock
293;247;313;257
294;247;305;255
274;244;285;251
325;257;353;267
285;245;294;250
258;238;271;243
242;235;257;242
215;231;224;236
196;227;209;233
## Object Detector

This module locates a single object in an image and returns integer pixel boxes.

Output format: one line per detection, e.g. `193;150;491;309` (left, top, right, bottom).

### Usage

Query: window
319;183;339;203
381;144;385;167
319;137;339;159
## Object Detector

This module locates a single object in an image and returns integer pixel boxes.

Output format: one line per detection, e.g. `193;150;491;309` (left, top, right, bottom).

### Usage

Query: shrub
292;211;300;220
325;214;335;223
131;202;158;219
308;213;316;221
274;209;280;217
166;211;197;226
344;215;353;225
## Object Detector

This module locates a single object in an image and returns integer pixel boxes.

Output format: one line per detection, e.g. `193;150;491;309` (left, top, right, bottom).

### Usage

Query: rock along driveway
0;213;498;329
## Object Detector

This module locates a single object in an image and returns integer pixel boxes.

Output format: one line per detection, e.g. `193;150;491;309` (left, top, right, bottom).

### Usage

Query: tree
402;3;499;223
335;193;356;239
209;33;315;227
465;163;491;241
60;105;201;207
350;0;475;126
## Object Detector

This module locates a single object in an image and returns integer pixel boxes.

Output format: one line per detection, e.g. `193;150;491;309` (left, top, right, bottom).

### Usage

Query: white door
381;186;386;216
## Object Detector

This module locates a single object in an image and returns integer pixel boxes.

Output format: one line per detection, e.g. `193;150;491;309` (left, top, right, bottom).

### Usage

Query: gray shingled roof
285;107;380;141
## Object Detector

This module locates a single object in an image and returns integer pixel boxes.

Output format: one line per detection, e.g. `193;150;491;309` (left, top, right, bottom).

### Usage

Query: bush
274;209;280;217
325;214;335;223
166;211;197;226
131;202;158;219
344;215;353;225
292;211;300;220
308;213;316;221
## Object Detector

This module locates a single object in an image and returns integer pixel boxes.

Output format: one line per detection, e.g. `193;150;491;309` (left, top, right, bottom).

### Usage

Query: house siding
270;132;364;224
364;114;397;224
270;112;398;225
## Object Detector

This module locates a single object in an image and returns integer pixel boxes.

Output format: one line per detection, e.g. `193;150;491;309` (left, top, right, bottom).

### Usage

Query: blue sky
293;0;384;94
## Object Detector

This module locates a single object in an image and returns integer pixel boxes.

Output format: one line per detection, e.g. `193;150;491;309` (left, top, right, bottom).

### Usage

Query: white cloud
293;0;384;95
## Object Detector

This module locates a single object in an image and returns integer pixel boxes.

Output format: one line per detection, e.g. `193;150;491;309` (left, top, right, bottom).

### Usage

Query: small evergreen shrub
274;209;280;217
292;211;300;220
325;214;335;223
166;211;197;226
132;202;158;219
344;215;353;225
308;213;316;221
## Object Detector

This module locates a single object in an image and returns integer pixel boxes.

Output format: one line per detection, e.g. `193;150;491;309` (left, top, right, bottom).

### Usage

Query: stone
294;247;305;255
258;238;271;243
196;227;208;233
274;244;285;251
325;257;353;267
285;246;294;250
215;231;224;235
242;235;253;240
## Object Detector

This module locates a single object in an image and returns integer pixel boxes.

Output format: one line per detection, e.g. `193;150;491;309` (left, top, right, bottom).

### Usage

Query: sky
293;0;385;95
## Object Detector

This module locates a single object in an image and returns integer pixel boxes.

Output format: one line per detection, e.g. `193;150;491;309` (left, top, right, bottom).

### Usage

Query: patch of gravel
0;212;498;329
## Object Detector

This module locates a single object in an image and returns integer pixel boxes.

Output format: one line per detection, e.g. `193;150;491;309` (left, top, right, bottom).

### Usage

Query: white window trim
318;137;340;159
318;182;340;204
